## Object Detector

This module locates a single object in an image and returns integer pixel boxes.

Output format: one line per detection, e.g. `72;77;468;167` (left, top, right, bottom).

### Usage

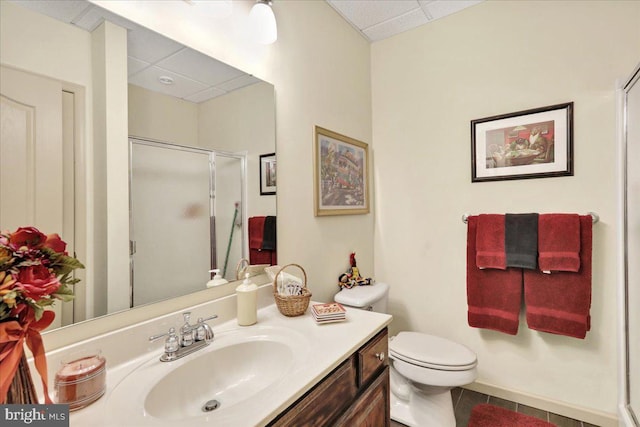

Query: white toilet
335;282;478;427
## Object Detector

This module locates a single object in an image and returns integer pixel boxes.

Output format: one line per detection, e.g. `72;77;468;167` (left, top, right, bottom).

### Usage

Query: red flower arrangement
0;226;84;403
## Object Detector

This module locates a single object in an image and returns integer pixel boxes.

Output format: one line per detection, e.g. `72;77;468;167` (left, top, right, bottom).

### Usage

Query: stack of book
311;302;347;324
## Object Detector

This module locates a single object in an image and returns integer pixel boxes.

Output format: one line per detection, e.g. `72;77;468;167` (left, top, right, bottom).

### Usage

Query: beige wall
198;81;276;218
128;84;199;147
371;0;639;417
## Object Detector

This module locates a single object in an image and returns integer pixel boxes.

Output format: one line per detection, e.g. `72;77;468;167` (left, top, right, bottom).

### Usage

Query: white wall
93;0;373;304
371;0;640;418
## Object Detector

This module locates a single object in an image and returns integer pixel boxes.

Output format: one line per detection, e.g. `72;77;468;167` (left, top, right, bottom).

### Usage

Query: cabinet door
334;366;390;427
269;358;357;427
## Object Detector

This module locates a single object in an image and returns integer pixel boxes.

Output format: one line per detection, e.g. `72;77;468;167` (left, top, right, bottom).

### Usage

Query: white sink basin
106;325;308;426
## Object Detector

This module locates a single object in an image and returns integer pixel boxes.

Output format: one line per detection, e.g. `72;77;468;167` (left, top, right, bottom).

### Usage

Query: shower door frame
619;63;640;427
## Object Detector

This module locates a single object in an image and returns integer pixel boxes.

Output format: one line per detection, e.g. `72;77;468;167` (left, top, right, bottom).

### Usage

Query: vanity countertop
66;302;392;427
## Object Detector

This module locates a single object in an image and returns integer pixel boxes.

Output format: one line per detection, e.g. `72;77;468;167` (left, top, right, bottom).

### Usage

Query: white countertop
65;301;391;427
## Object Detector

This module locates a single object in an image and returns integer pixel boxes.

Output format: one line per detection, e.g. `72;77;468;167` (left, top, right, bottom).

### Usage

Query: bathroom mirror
0;0;276;332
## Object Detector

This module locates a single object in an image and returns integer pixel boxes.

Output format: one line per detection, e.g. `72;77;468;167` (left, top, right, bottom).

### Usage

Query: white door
130;140;213;307
0;65;70;329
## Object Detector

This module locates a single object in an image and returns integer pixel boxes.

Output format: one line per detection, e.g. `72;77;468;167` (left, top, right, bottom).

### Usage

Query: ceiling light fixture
158;76;175;85
248;0;277;45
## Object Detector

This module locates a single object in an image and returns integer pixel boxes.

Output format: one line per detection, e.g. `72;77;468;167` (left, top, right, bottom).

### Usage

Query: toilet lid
334;282;389;308
389;332;477;371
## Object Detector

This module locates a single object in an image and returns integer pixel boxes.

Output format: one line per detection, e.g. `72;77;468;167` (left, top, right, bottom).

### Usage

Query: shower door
130;139;214;307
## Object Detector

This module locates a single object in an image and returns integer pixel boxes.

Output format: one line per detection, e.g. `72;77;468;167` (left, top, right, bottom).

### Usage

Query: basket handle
272;263;308;293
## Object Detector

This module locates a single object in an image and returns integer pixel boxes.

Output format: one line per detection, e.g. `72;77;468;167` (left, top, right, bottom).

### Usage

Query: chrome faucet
149;312;218;362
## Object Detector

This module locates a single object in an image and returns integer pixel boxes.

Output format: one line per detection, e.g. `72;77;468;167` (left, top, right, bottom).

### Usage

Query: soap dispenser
206;269;228;288
236;273;258;326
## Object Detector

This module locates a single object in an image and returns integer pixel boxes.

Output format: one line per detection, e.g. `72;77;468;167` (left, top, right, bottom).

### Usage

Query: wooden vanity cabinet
268;328;390;427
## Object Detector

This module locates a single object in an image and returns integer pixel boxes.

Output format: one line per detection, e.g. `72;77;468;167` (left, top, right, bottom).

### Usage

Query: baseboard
463;381;618;427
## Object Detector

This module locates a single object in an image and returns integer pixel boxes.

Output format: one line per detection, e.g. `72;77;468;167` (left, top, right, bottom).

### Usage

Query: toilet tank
334;282;390;313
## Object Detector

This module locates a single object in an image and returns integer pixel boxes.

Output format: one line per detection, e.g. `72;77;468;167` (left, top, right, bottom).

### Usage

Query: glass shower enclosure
129;138;246;307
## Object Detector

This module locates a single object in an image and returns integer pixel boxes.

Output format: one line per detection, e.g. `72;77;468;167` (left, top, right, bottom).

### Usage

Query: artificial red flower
15;265;61;300
7;227;47;251
44;233;67;254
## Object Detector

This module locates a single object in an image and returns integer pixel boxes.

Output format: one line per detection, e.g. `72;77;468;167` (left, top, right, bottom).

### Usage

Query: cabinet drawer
357;328;388;388
269;357;357;427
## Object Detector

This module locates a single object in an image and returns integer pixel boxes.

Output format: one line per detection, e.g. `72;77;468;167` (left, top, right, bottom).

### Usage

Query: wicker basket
273;264;312;317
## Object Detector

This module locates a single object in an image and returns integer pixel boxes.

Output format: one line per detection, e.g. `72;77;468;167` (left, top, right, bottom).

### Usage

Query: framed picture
471;102;573;182
314;126;369;216
259;153;276;195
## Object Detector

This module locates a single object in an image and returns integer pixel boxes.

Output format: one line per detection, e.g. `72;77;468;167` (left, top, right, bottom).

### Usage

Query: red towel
248;216;266;250
538;214;581;273
467;216;522;335
524;215;592;339
476;214;507;269
468;404;556;427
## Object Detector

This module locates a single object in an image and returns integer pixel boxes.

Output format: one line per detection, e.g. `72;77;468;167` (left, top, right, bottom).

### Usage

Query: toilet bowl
335;282;478;427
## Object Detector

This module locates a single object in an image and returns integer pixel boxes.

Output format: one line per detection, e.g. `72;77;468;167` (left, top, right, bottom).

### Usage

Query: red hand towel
248;216;266;250
524;215;592;339
467;216;522;335
476;214;507;270
538;214;581;272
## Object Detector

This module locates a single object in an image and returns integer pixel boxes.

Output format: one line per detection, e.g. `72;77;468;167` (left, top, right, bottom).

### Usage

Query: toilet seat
390;332;477;371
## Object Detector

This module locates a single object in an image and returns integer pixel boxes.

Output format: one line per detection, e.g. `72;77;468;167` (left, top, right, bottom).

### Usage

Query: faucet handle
182;312;192;324
149;327;179;361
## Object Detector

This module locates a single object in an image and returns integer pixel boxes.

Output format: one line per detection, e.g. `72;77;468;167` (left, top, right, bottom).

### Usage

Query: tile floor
390;387;600;427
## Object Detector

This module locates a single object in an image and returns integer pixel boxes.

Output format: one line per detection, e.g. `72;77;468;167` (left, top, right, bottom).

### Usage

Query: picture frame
314;126;369;216
471;102;573;182
259;152;276;195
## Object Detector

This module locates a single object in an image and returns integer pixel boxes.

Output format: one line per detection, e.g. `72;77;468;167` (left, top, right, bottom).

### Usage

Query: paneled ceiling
326;0;483;42
9;0;259;103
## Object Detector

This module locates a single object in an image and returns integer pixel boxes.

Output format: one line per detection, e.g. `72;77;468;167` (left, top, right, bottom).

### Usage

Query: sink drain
202;399;221;412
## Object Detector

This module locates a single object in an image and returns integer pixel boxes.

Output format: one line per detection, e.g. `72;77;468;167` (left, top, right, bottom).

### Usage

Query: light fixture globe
249;0;277;44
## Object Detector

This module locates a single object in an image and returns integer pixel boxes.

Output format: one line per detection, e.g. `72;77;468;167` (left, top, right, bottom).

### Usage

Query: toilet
335;282;478;427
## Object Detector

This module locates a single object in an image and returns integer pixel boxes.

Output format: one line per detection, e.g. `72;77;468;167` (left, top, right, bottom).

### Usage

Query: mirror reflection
0;0;276;331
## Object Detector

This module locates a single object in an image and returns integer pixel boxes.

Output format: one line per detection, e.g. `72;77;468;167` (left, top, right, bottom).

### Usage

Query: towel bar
461;212;599;224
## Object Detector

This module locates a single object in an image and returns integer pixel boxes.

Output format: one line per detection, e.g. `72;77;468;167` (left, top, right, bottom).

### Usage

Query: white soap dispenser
236;273;258;326
206;269;228;288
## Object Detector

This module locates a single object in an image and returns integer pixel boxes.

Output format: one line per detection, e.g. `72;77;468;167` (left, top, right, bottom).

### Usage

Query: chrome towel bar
461;212;599;224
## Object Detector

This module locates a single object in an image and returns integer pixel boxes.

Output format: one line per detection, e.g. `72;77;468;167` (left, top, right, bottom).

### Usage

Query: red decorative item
0;226;83;404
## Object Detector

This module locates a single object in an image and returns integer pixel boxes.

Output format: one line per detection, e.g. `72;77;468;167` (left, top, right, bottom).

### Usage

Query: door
130;139;213;307
0;65;72;329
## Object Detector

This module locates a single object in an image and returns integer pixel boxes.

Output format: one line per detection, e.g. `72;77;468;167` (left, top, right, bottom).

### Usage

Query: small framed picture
471;102;573;182
314;126;369;216
259;153;276;195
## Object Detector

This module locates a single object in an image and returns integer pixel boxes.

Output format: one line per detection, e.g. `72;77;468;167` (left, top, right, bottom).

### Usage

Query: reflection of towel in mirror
538;214;580;273
467;216;522;335
262;216;277;250
505;213;538;270
476;214;506;269
249;216;266;249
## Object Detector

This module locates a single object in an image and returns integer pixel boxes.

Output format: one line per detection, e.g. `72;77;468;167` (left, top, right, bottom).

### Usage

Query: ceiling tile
327;0;419;29
128;66;208;100
127;27;184;64
184;87;227;104
156;49;245;86
72;4;139;31
127;57;150;77
363;9;429;42
418;0;483;21
216;75;261;93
